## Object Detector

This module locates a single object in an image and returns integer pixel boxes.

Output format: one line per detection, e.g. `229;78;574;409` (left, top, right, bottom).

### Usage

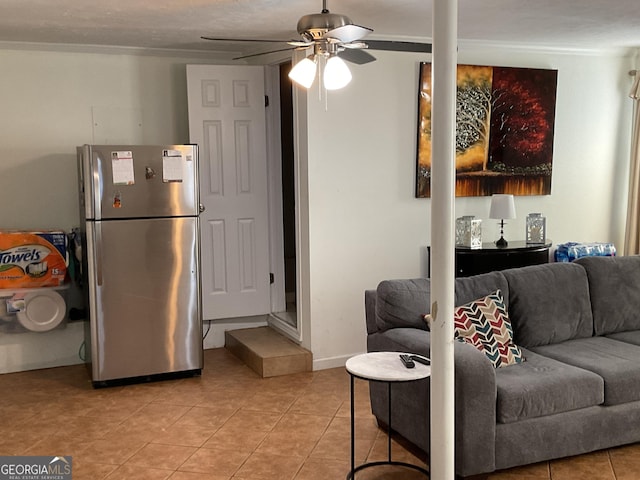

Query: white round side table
345;351;431;479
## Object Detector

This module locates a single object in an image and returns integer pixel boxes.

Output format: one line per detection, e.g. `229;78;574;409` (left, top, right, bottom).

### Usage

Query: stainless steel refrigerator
77;144;202;386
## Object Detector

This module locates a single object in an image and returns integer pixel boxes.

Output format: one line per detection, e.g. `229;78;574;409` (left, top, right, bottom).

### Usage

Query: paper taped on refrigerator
0;231;68;288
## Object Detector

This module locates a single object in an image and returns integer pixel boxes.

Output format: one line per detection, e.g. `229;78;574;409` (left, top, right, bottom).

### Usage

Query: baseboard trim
313;352;363;371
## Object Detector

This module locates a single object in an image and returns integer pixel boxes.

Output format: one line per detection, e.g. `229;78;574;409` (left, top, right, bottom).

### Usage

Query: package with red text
0;231;68;288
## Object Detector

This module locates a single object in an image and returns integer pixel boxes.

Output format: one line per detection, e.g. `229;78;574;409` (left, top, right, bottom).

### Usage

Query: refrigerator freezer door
80;145;199;220
87;217;202;382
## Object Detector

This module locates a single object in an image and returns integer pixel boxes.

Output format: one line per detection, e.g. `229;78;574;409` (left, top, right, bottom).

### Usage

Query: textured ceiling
2;0;639;56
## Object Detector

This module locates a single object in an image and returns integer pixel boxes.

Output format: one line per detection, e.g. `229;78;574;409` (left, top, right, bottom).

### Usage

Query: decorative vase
456;216;482;249
526;213;546;244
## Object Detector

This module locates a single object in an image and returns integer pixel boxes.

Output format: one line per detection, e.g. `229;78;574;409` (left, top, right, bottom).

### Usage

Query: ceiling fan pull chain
318;55;327;102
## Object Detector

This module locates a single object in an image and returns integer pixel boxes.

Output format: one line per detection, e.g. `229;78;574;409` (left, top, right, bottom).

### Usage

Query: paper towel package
0;231;68;288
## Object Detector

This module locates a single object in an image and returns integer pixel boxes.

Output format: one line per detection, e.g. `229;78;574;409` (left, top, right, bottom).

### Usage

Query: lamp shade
289;56;317;89
489;194;516;220
323;56;352;90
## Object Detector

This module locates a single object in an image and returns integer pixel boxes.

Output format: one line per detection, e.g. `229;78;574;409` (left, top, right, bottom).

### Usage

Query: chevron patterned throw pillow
454;290;524;368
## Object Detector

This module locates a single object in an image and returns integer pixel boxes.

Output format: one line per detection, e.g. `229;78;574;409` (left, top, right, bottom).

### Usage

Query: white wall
302;45;636;369
0;46;225;373
0;46;223;230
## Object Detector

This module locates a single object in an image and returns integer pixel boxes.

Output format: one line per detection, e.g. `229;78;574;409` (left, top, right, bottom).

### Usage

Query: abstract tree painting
416;63;558;198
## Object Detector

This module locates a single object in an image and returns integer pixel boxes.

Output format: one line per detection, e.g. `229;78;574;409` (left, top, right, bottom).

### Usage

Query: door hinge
265;95;269;107
270;273;275;284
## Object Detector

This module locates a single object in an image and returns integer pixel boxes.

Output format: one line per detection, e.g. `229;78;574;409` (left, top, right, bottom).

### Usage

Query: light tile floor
1;348;639;479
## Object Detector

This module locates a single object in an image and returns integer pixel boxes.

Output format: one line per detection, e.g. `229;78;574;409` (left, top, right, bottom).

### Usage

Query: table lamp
489;194;516;248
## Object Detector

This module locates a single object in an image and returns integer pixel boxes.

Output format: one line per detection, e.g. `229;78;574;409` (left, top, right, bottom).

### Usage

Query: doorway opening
273;62;297;328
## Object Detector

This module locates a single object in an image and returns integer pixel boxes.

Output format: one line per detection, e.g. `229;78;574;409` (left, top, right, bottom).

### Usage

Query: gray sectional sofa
365;255;640;478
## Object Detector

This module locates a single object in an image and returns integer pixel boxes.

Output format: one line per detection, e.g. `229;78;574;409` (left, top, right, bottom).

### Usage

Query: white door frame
264;63;305;343
289;65;311;352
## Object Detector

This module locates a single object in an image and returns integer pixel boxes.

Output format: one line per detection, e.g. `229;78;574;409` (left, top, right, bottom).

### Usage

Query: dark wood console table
454;241;552;277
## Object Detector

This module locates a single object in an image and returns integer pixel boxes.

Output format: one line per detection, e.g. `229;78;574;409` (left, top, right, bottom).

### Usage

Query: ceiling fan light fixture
289;56;317;89
323;55;352;90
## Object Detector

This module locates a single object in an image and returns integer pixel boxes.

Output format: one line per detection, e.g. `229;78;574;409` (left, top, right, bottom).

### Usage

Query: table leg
387;381;392;462
346;373;429;480
345;354;429;479
350;374;355;478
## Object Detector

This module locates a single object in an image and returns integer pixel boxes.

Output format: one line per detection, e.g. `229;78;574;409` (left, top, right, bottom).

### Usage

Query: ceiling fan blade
232;46;296;60
365;40;432;53
287;40;313;47
201;36;291;43
338;49;376;65
323;24;373;43
342;41;367;49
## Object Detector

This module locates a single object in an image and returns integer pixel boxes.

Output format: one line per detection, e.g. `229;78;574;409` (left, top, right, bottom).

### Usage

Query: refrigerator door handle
94;222;103;286
88;145;102;220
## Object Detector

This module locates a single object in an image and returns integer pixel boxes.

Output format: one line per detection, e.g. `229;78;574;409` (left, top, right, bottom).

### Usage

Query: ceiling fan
201;0;431;90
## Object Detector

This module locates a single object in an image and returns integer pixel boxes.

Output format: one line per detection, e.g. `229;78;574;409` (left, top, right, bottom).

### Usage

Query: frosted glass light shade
323;56;352;90
489;194;516;220
289;57;317;89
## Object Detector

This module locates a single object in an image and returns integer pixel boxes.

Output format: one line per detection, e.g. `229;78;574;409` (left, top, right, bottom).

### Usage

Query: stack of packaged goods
554;241;617;263
0;231;69;332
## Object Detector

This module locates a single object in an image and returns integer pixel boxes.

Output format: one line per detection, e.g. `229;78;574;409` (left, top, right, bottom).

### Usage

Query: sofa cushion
575;255;640;335
375;279;431;333
454;270;510;309
375;272;509;334
501;262;593;348
454;290;524;368
368;327;432;357
496;349;604;424
531;337;640;406
606;330;640;346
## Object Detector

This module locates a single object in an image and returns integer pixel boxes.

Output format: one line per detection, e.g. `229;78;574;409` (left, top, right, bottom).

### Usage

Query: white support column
430;0;458;479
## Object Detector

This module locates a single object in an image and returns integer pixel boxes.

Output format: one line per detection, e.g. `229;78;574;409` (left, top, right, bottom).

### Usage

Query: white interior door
187;64;271;320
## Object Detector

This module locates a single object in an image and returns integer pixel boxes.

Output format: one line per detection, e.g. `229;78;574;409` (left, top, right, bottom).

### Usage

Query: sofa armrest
365;289;378;334
368;327;498;476
454;341;498;476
